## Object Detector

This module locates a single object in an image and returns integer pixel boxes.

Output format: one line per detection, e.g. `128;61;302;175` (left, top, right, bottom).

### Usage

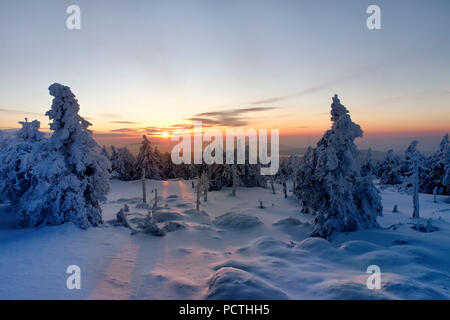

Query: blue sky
0;0;449;151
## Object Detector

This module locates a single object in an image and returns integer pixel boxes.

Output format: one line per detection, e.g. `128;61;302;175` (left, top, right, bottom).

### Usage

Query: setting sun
162;131;169;138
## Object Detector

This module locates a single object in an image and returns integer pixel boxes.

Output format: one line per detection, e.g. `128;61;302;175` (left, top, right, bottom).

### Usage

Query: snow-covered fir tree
135;135;162;180
222;163;242;195
0;119;46;204
420;134;449;195
17;83;110;228
361;148;375;177
153;146;163;177
240;146;266;188
110;147;135;181
294;95;382;238
402;140;424;218
444;143;450;192
101;145;110;160
295;146;315;213
287;155;300;191
377;149;403;185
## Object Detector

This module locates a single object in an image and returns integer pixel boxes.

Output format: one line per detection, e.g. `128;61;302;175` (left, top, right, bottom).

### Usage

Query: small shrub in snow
393;204;399;213
142;218;165;236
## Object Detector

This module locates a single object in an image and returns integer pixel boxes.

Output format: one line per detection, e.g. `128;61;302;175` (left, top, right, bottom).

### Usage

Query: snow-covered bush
17;83;110;228
294;95;382;238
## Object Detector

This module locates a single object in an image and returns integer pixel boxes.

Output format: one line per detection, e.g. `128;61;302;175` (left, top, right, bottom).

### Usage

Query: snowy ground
1;179;449;299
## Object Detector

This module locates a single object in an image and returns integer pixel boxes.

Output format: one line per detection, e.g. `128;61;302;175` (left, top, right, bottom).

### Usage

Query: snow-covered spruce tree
288;155;300;191
0;119;46;204
377;149;403;185
294;146;316;213
111;147;135;181
444;143;450;191
241;145;266;188
222;163;241;196
161;151;176;179
402;140;424;218
153;146;164;178
101;145;110;160
361;148;375;177
295;95;382;238
18;83;111;228
420;134;449;195
135;135;162;180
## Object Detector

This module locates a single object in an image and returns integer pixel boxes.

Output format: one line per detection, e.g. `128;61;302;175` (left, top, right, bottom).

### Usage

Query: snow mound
152;210;185;222
205;267;289;300
314;279;388;300
183;209;211;223
338;240;383;254
295;237;333;251
382;275;449;299
272;217;304;226
237;237;294;257
213;212;263;229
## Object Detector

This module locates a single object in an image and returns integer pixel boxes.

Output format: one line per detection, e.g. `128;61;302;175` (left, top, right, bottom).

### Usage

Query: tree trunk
270;177;275;194
412;160;420;218
142;167;147;204
196;188;201;210
232;166;236;196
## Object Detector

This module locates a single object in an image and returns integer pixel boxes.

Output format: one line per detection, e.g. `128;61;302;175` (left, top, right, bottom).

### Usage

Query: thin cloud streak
250;64;381;106
187;106;279;127
109;121;141;124
98;113;123;119
0;108;44;116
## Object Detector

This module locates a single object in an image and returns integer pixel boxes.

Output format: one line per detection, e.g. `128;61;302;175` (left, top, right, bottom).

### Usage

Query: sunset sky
0;0;449;152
